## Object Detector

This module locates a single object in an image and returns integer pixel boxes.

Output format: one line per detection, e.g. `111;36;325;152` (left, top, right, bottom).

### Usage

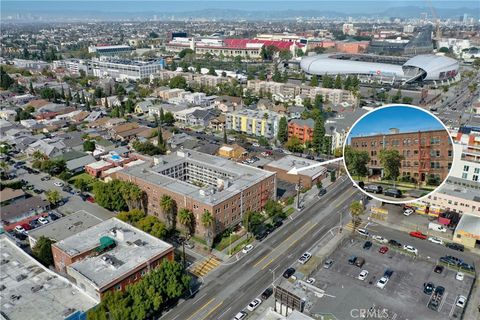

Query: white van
428;222;447;233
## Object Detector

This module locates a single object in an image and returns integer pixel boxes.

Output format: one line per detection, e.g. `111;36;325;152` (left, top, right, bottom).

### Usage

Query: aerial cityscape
0;1;479;320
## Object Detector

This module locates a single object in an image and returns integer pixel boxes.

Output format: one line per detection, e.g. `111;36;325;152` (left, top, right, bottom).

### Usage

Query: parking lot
308;237;474;319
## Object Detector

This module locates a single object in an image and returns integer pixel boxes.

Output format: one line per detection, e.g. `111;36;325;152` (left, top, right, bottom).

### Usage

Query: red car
379;246;389;254
409;231;427;240
86;196;95;203
21;223;32;231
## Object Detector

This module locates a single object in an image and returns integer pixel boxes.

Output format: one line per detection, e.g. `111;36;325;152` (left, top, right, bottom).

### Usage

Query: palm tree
160;195;177;230
201;210;214;247
178;208;195;236
350;201;364;232
121;182;145;211
45;189;61;207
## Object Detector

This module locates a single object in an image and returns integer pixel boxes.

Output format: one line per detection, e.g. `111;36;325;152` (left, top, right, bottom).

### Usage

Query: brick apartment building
350;128;453;184
113;150;276;238
288;119;315;144
51;218;174;301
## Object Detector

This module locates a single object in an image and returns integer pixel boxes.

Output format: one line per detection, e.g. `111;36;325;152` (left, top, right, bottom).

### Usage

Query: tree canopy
344;146;370;177
378;149;403;181
32;236;55;266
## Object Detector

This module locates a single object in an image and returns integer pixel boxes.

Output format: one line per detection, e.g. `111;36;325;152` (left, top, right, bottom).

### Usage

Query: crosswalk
189;256;222;277
344;221;355;232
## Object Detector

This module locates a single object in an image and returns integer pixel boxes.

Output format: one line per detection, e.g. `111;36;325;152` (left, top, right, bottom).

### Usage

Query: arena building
300;53;459;86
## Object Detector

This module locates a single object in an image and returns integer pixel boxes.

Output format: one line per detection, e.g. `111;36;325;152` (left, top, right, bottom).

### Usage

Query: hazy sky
348;106;446;138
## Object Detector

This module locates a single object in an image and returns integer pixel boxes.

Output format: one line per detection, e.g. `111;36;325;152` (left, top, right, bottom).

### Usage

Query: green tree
117;209;147;224
223;128;228;143
322;74;334;88
178;48;194;59
160;195;177;230
0;67;14;89
402;96;413;104
208;67;217;76
201;209;214;247
285;136;304;153
334;74;342;89
330;170;336;182
313;94;323;110
310;74;319;87
83;140;96;152
378;149;403;184
312;114;325;154
45;189;61;206
136;215;167;239
121;182;146;211
264;199;283;218
32;236;55;266
178;208;195;236
277;116;288;143
74;178;89;192
93;180;128;211
344;146;370;177
169;76;187;89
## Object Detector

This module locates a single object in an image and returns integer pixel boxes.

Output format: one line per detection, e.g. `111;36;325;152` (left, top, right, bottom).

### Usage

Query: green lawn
213;234;241;251
230;237;254;255
69;173;96;190
284;207;295;216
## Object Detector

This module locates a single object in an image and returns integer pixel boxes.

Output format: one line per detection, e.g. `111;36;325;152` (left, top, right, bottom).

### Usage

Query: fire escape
418;131;431;182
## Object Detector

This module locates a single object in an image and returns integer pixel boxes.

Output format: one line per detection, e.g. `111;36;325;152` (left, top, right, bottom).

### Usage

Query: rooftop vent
389;128;400;134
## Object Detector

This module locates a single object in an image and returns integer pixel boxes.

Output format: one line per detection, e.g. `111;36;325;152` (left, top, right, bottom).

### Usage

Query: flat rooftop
266;155;327;179
27;210;105;242
57;218;173;290
118;149;275;205
0;236;97;320
350;128;447;139
455;214;480;236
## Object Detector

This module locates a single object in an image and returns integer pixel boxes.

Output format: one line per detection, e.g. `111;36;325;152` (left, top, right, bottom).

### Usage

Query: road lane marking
193;293;207;304
200;301;224;320
217;306;232;319
261;258;276;270
187;298;215;320
253;254;269;267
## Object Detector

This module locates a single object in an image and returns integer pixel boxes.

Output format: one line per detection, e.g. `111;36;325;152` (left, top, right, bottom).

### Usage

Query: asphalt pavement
161;178;362;320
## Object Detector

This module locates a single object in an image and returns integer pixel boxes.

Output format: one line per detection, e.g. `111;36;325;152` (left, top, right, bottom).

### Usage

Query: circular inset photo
343;104;454;204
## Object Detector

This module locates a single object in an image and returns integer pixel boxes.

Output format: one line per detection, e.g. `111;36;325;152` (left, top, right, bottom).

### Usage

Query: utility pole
296;177;302;211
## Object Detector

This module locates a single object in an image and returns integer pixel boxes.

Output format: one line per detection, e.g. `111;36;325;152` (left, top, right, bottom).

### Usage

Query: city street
161;178;361;320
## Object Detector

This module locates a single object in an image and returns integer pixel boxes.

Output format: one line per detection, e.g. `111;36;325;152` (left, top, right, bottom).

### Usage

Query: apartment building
288;119;315;144
52;59;91;75
350;128;453;184
451;130;480;182
51;218;174;301
226;109;281;139
246;80;357;105
154;70;230;88
88;45;134;56
91;58;162;81
113;150;276;238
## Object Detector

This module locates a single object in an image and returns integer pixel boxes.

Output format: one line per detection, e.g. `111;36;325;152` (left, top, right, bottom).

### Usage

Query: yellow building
218;144;247;160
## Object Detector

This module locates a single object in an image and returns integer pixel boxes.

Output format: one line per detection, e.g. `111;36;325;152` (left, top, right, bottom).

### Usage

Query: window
473;175;479;182
448;150;453;157
464;165;470;172
462;173;468;179
475;168;480;174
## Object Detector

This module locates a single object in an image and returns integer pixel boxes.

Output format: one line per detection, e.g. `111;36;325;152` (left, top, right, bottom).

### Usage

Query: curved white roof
300;54;459;82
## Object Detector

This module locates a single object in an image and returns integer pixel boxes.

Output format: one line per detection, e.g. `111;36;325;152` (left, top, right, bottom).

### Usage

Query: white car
372;235;388;244
298;252;312;264
357;228;369;237
456;295;467;308
38;216;49;225
14;225;26;233
403;245;418;255
252;143;260;147
247;298;262;311
376;276;389;289
306;278;316;284
357;270;369;281
427;237;443;245
53;181;64;187
232;311;247;320
456;272;464;281
242;244;254;254
403;207;415;216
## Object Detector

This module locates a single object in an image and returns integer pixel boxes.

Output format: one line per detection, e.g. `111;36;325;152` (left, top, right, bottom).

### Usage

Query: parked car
38;216;49;225
364;185;383;194
298;252;312;264
282;267;296;279
388;239;402;248
323;259;334;269
372;235;388;244
363;241;372;250
348;256;357;265
28;219;40;229
356;228;369;237
53;181;64;187
232;311;247;320
86;196;95;203
456;272;464;281
261;288;273;300
33;189;43;194
247;298;262;311
358;270;369;281
41;176;51;181
427;237;443;245
306;277;316;284
242;244;254;254
446;242;464;252
376;276;389;289
48;212;59;221
379;246;389;254
384;188;402;198
428;222;447;232
423;282;435;295
355;257;365;267
383;269;394;278
409;231;427;240
403;207;415;216
317;188;327;196
403;245;418;255
434;265;444;274
14;225;26;234
456;295;467;308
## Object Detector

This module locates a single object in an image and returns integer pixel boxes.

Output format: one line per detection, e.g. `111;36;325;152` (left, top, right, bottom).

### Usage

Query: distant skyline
348;106;446;139
1;1;478;21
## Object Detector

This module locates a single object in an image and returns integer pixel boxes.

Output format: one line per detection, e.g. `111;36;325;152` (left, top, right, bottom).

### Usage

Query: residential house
213;95;243;112
0;188;26;206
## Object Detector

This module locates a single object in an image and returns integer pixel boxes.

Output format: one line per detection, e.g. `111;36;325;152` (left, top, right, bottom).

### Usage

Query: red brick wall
288;122;314;144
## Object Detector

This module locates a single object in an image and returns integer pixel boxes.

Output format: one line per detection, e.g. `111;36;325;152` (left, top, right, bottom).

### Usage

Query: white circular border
342;104;456;205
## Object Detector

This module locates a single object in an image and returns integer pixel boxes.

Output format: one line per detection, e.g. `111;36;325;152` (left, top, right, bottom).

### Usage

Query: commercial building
349;128;453;185
113;150;276;237
217;144;247;160
88;45;134;56
52;58;91;75
226;109;281;138
301;53;459;85
264;155;327;188
453;214;480;249
154;70;231;89
1;235;97;319
91;57;163;81
368;26;434;55
288;119;314;144
451;130;480;182
51;218;174;301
